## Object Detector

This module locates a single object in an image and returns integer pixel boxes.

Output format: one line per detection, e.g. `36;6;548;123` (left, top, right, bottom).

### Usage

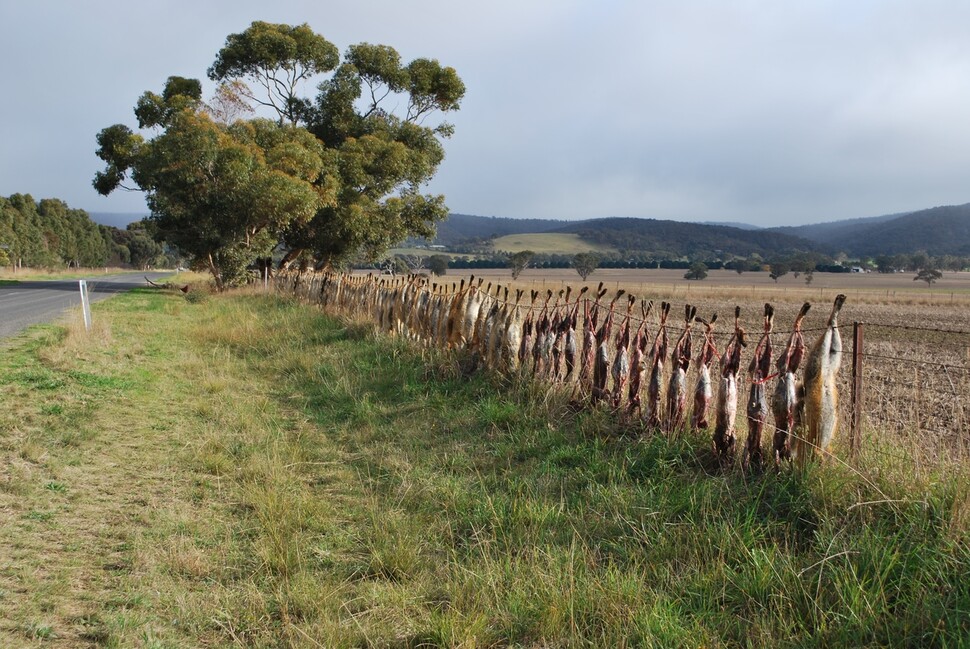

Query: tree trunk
207;252;224;291
277;248;304;270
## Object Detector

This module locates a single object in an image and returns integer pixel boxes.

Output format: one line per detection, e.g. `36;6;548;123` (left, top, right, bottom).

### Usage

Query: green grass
0;289;966;646
491;232;617;254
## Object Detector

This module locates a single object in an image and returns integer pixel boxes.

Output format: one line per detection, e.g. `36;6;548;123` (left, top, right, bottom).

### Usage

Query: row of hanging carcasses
278;270;835;468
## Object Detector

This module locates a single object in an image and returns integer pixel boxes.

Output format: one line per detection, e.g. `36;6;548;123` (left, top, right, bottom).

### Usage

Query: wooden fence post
850;321;864;460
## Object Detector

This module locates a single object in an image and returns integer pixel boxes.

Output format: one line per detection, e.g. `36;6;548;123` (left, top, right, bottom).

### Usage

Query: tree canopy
428;254;448;276
208;22;339;126
509;250;534;279
572;252;599;281
95;22;464;288
684;261;708;280
914;268;943;287
0;194;109;268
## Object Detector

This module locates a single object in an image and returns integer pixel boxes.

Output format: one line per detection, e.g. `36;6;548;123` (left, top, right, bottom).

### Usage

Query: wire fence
274;270;970;472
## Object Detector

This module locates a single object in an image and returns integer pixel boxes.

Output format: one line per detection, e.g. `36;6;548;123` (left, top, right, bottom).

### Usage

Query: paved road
0;272;172;339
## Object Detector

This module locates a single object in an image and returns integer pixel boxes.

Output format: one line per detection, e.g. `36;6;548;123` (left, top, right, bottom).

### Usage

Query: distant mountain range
88;203;970;259
429;203;970;258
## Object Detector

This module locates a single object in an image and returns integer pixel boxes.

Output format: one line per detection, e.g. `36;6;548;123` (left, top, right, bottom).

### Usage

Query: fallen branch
145;276;189;293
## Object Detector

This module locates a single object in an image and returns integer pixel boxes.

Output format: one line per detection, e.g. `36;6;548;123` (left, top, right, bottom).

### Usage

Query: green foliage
96;97;332;288
0;194;108;268
97;22;464;282
769;260;789;282
428;254;448;276
208;21;339;125
135;76;203;128
392;256;411;275
573;252;599;280
684;261;708;280
509;250;534;279
914;267;943;287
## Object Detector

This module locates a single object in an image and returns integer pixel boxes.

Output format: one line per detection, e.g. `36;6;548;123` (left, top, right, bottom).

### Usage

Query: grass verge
0;289;966;647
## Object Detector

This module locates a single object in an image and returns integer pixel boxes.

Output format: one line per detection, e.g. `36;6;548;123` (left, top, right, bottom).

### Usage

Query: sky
2;0;970;228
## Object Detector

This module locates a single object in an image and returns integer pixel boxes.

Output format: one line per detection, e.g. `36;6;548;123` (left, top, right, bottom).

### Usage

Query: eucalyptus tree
95;22;465;282
684;261;708;280
509;250;534;279
914;268;943;287
573;252;599;281
208;22;465;268
94;76;334;289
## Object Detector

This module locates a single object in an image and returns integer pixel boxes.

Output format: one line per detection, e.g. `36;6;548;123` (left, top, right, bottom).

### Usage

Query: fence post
850;321;864;460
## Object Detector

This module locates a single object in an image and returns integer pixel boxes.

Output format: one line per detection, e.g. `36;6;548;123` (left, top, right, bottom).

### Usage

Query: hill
769;203;970;257
429;213;568;246
427;204;970;260
429;214;814;259
768;212;908;247
554;217;816;258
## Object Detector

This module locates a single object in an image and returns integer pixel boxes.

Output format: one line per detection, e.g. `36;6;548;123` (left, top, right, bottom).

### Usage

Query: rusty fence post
850;321;864;460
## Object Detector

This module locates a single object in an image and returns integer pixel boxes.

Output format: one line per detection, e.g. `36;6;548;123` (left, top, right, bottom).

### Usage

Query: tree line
0;193;175;270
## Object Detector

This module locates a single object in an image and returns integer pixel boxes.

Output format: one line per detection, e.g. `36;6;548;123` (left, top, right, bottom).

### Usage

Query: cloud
2;0;969;226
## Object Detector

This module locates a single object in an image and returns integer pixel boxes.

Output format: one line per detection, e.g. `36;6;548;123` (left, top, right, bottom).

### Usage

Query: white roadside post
79;280;92;331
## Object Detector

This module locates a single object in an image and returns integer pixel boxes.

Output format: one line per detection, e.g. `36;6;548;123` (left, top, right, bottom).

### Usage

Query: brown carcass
611;295;636;409
563;286;589;382
519;290;540;368
666;304;697;434
713;307;745;463
626;300;653;418
550;289;569;381
592;290;625;403
744;304;774;471
532;290;554;377
580;284;608;390
691;314;718;431
646;301;671;429
792;294;847;466
771;302;810;467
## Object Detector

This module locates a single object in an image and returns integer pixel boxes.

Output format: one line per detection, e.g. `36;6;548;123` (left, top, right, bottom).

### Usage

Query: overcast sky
2;1;969;227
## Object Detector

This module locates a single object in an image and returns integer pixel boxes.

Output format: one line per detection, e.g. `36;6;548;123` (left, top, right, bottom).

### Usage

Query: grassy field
0;287;966;646
490;233;617;254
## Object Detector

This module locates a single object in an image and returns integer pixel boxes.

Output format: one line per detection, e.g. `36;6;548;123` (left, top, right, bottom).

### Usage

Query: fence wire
275;270;970;470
